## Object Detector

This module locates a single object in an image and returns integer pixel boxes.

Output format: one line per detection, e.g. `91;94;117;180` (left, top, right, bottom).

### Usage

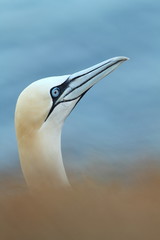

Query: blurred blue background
0;0;160;171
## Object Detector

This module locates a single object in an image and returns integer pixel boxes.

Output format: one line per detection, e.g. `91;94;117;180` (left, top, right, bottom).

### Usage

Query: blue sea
0;0;160;170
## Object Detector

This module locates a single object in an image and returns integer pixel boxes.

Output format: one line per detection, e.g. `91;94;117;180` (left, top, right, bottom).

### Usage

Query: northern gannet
15;56;128;189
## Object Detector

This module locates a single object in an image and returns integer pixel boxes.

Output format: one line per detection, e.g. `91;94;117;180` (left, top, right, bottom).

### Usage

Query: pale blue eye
51;87;60;98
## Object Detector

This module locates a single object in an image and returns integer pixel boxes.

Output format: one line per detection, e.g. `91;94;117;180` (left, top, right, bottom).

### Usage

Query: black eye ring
51;87;60;98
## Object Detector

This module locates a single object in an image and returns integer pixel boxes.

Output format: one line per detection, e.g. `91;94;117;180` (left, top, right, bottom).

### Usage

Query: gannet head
15;56;128;140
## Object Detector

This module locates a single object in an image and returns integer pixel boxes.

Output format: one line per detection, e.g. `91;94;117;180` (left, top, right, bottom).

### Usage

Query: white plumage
15;56;128;189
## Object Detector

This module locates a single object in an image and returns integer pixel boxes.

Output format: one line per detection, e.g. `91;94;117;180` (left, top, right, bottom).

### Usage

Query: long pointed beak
59;56;128;103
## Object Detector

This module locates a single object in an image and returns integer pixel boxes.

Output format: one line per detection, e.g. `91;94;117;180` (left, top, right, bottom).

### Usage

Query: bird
15;56;128;189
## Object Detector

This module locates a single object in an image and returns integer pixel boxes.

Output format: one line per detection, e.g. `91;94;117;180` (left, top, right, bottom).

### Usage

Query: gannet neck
17;120;69;189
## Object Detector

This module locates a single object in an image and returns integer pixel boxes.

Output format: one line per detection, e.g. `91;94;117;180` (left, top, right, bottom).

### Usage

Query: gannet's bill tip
112;56;129;62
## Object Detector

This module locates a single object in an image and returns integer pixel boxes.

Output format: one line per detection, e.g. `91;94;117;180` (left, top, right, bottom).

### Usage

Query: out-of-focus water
0;0;160;169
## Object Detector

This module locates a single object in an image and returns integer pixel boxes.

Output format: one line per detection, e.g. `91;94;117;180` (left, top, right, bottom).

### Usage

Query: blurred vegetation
0;161;160;240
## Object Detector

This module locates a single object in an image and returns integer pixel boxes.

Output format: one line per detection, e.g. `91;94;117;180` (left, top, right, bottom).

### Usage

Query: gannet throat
15;56;128;189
